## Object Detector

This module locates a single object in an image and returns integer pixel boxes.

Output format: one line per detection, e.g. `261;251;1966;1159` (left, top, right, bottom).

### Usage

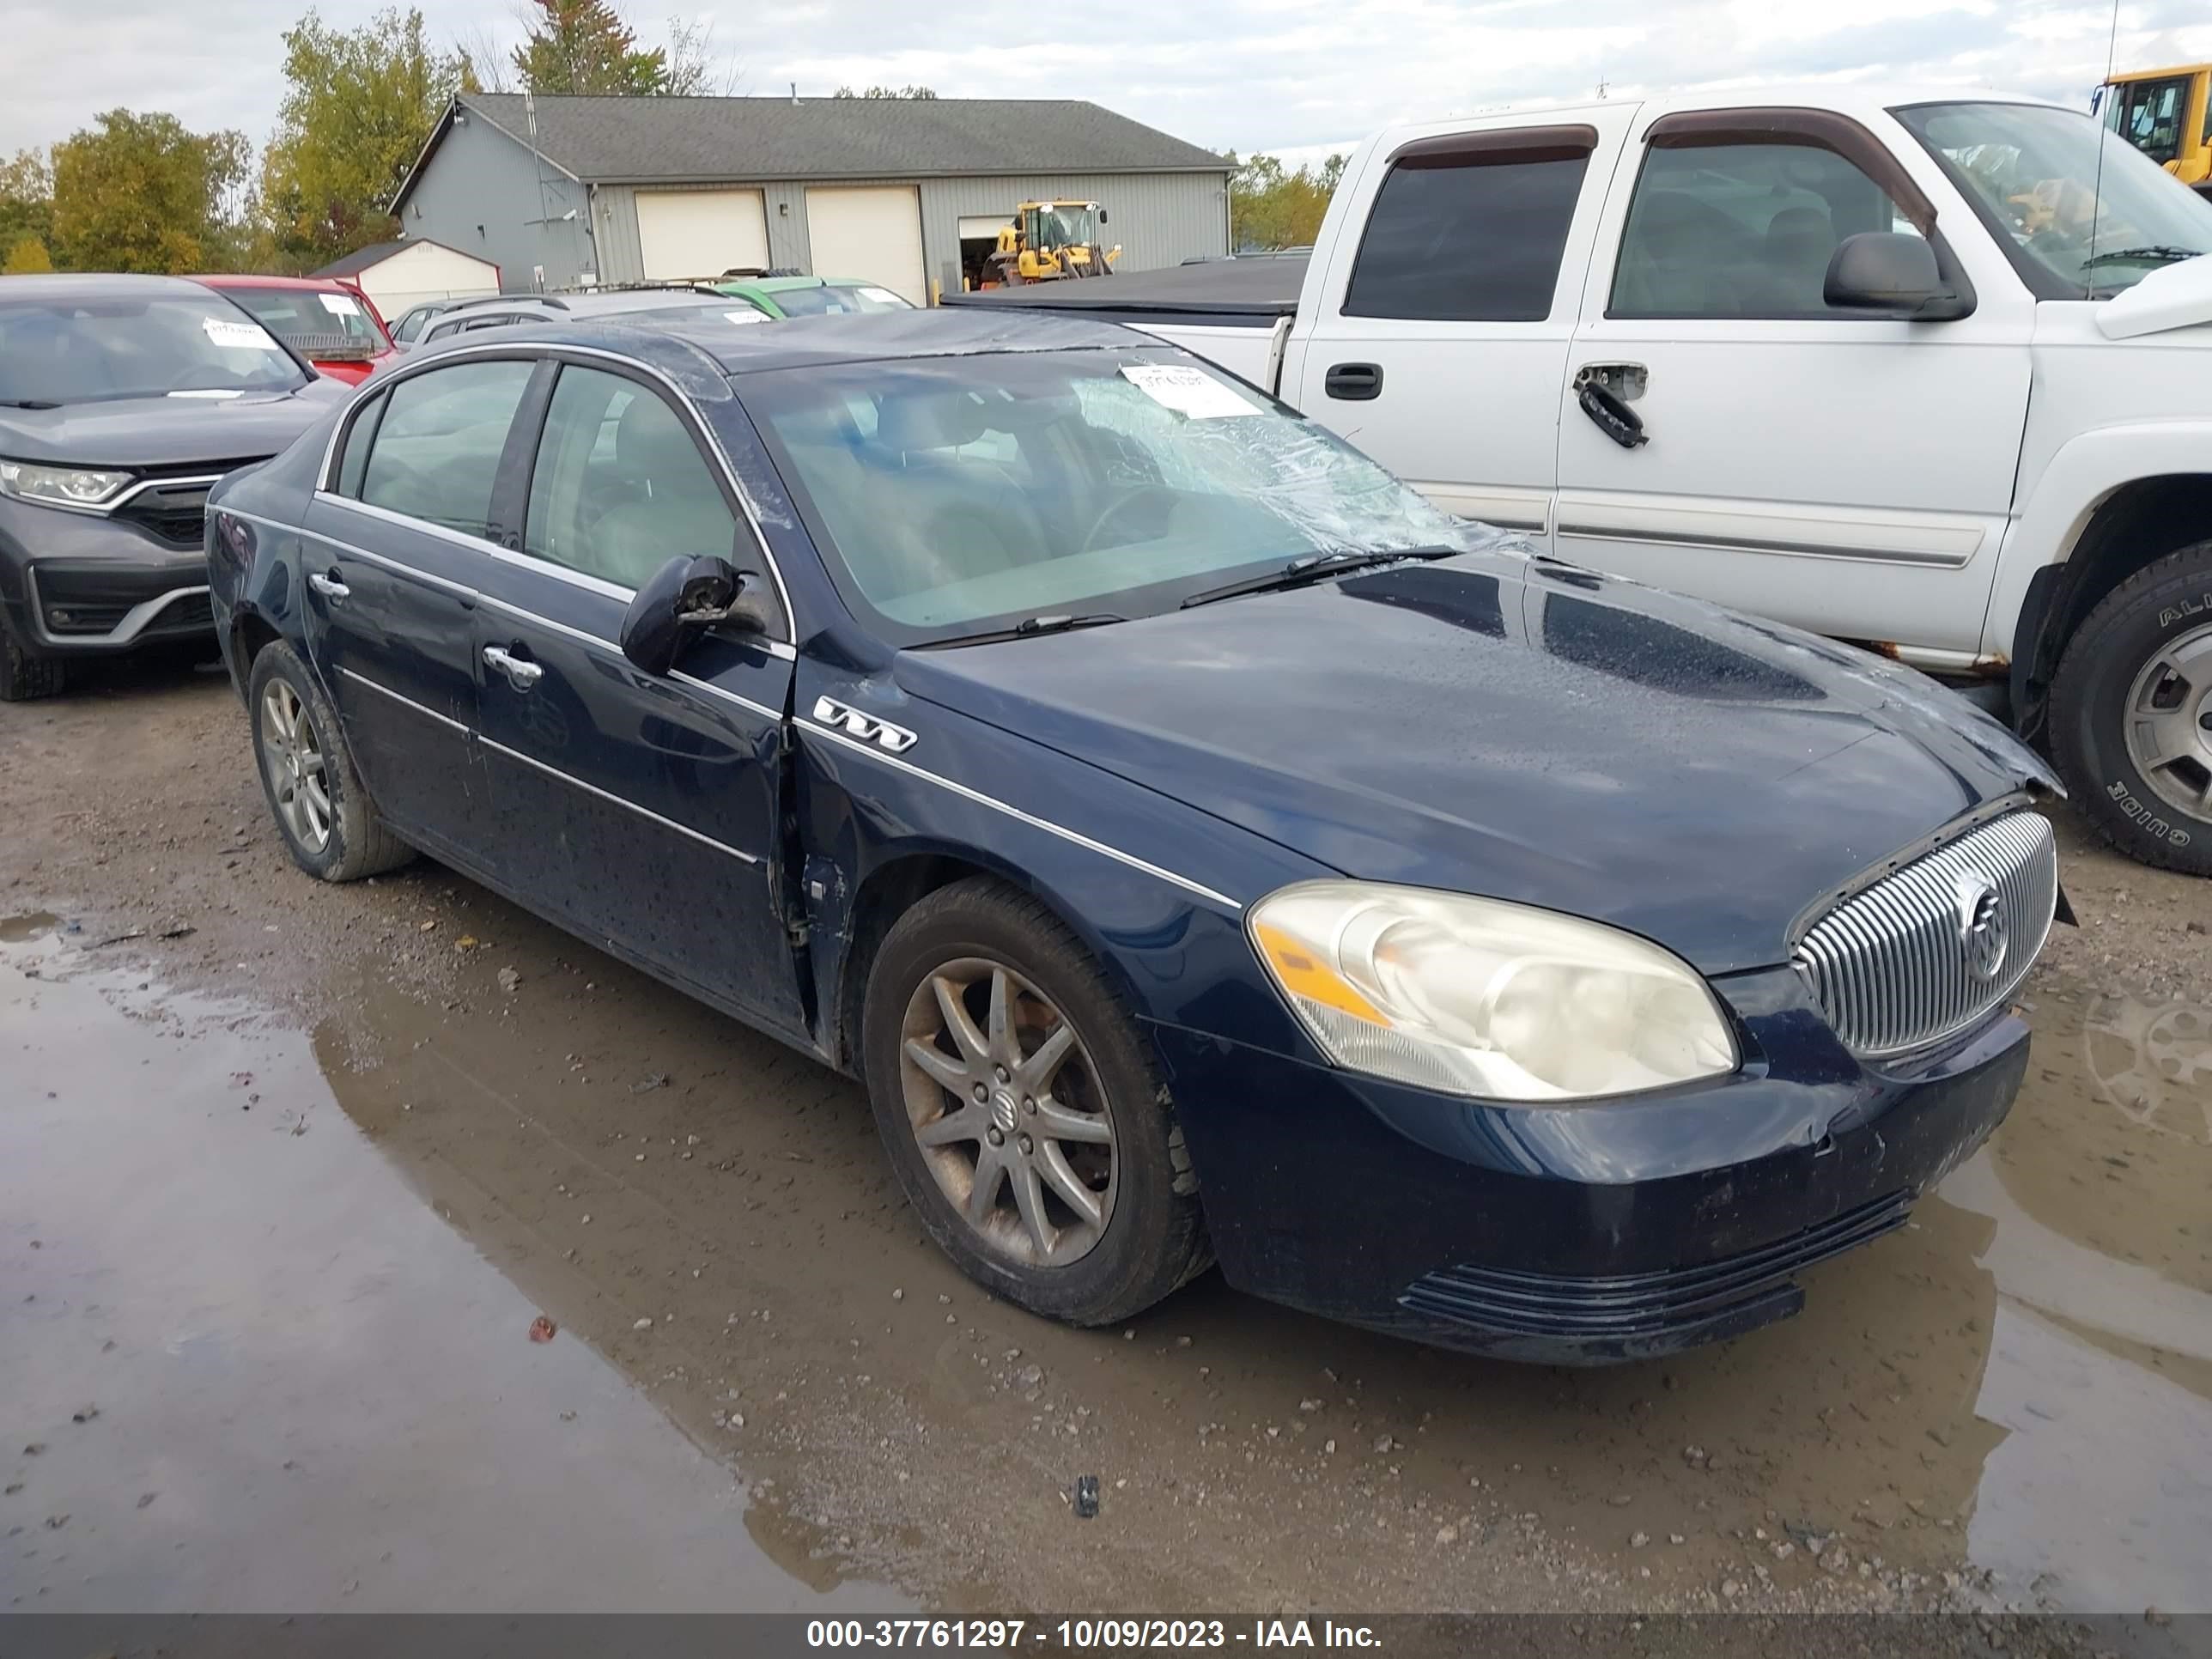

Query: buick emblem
1954;874;2008;981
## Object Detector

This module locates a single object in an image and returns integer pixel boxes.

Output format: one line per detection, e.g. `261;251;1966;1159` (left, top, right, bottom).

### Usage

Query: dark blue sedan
206;310;2061;1363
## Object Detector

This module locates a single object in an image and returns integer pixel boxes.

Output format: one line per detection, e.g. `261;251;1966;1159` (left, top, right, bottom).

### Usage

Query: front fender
1984;420;2212;655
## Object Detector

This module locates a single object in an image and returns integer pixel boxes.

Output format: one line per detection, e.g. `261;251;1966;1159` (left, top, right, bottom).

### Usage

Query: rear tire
860;878;1212;1327
1;611;64;702
246;640;413;882
2050;542;2212;876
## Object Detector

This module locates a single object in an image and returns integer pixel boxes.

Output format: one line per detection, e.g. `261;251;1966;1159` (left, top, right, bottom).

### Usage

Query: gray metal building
389;94;1233;305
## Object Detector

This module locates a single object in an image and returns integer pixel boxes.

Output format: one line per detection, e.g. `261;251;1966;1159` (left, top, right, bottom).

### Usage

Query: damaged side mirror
618;553;778;678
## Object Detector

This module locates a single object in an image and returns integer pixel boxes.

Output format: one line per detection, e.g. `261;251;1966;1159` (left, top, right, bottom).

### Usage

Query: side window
333;388;387;497
358;359;534;538
1342;150;1589;322
1611;142;1913;319
523;364;742;592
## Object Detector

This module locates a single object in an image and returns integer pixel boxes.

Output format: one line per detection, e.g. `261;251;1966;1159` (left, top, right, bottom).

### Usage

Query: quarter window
1342;151;1589;322
333;388;387;498
1610;142;1916;319
523;364;741;592
357;359;534;538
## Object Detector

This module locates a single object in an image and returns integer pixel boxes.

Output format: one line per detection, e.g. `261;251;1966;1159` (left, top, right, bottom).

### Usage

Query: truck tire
1;611;64;702
2050;542;2212;876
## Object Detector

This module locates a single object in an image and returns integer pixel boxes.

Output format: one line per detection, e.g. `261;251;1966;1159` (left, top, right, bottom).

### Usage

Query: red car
195;275;396;385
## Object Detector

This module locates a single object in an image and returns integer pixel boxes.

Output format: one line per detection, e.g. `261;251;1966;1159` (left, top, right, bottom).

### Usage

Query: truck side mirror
1823;232;1972;321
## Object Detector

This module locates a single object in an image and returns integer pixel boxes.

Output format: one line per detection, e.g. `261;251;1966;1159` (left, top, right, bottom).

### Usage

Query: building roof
312;236;493;278
394;93;1229;210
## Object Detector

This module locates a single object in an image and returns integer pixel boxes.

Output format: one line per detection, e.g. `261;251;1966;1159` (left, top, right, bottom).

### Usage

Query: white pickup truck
958;85;2212;873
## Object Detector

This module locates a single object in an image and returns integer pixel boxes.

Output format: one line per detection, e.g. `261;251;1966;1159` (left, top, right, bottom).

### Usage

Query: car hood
893;554;2060;975
0;382;349;468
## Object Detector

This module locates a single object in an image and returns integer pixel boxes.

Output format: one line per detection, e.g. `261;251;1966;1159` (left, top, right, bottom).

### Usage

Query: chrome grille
1791;811;2057;1059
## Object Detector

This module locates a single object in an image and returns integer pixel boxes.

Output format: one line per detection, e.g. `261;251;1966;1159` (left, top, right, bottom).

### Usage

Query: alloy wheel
896;956;1116;1267
259;679;331;853
2123;622;2212;822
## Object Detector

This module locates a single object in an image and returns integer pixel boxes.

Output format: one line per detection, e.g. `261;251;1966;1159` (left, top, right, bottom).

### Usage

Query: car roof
0;271;228;302
196;274;357;291
402;307;1146;380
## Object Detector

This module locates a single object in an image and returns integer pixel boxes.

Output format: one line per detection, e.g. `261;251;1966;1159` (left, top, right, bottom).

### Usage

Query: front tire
247;641;412;882
860;878;1212;1326
1;610;64;702
2051;543;2212;876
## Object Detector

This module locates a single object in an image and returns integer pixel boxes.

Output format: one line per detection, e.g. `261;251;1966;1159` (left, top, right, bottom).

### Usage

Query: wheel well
2021;474;2212;732
231;611;280;684
833;853;997;1075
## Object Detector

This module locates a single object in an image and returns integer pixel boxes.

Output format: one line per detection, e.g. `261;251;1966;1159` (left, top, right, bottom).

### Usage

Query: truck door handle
483;643;544;690
1324;362;1383;401
1577;381;1648;449
307;570;349;602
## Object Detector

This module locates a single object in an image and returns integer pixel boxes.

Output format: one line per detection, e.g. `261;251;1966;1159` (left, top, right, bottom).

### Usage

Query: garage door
635;189;770;280
805;186;927;306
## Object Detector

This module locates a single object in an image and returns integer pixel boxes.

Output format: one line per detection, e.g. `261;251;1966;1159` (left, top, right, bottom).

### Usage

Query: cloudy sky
7;0;2212;162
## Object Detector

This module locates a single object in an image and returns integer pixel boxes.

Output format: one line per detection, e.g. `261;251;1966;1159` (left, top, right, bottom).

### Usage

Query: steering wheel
1079;487;1176;555
169;363;243;392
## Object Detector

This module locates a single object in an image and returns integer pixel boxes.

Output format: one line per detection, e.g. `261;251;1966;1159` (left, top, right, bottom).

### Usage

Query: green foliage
3;234;53;274
830;86;938;99
260;8;460;270
511;0;667;95
50;109;250;273
1228;149;1347;251
0;149;53;252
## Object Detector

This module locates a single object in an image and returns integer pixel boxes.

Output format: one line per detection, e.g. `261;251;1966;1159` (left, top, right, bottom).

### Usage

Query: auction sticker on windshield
317;292;361;317
1121;363;1257;420
203;317;283;351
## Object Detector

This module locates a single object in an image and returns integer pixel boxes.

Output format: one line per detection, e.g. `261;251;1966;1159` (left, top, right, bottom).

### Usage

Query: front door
470;357;805;1035
1553;108;2034;655
303;356;538;866
1283;110;1638;540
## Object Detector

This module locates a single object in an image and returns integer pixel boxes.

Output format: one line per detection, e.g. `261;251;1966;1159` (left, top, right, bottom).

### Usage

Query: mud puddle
3;859;2208;1617
0;926;901;1612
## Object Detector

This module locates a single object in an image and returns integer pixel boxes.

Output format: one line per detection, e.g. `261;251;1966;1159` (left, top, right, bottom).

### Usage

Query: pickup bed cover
943;257;1306;325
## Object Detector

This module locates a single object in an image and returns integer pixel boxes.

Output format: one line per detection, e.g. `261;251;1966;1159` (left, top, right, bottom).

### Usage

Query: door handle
1577;380;1648;449
307;570;349;602
483;643;544;690
1323;362;1383;401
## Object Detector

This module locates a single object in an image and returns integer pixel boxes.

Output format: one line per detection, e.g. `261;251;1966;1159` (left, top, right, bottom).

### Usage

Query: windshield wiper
918;612;1127;648
0;398;63;410
2079;245;2203;269
1178;546;1457;611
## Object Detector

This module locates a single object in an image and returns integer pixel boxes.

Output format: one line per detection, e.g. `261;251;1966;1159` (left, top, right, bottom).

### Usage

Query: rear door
1284;109;1638;541
469;354;805;1035
1552;106;2033;653
302;356;537;868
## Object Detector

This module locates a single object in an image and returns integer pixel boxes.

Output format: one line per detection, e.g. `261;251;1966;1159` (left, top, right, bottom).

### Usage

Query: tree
1227;149;1346;251
261;8;460;270
3;234;52;274
661;15;740;96
49;110;249;273
831;85;938;99
0;149;53;254
511;0;665;94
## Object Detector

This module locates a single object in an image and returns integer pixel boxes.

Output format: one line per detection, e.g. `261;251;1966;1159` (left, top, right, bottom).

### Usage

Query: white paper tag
858;286;902;306
203;317;283;352
1120;363;1255;419
723;309;769;325
167;388;245;399
317;291;361;317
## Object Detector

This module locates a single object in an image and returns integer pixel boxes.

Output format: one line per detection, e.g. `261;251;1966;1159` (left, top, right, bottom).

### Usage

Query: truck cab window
1342;152;1588;322
1609;142;1905;319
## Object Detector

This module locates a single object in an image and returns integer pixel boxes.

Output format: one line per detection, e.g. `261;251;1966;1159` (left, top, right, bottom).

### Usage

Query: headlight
0;459;133;508
1249;881;1738;1102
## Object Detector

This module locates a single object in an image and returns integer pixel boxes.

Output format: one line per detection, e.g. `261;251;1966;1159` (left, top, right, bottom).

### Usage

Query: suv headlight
0;459;133;509
1249;881;1737;1102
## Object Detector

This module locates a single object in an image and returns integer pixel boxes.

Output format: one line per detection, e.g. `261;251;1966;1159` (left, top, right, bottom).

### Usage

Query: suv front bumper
0;495;215;659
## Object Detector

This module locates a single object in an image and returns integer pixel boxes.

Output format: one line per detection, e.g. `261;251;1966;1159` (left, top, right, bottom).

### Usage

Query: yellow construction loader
985;201;1121;284
2096;64;2212;198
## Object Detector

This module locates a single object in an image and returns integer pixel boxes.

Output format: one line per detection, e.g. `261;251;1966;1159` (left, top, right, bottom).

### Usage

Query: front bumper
0;495;214;658
1151;967;2028;1364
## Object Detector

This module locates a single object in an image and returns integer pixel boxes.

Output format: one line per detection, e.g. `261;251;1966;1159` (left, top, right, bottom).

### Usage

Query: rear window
1342;153;1589;322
